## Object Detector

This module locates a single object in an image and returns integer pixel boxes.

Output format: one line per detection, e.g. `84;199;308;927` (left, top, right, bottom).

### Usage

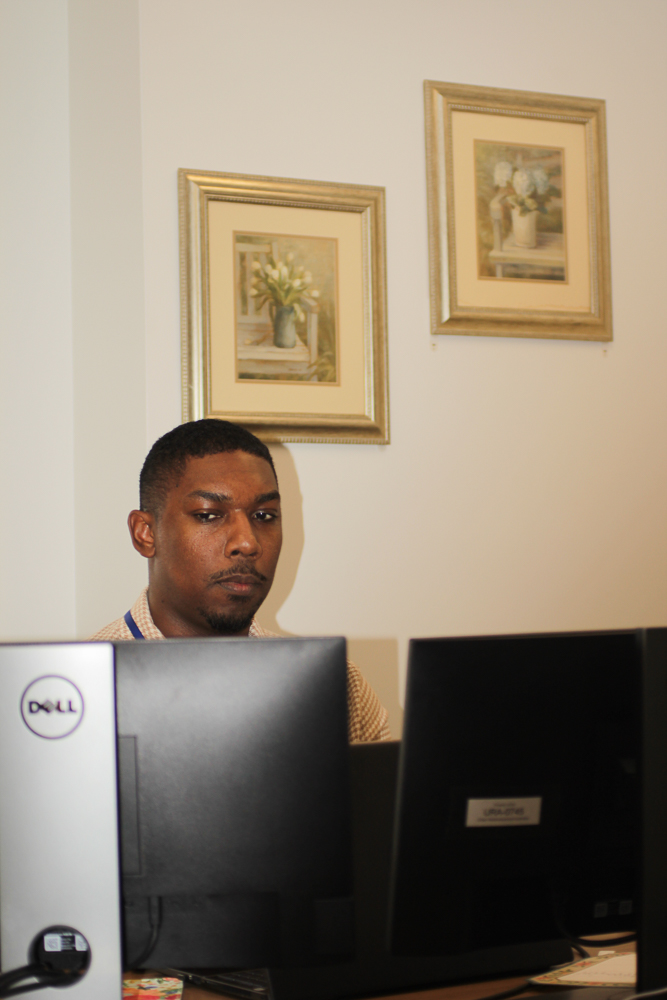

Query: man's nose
224;512;261;558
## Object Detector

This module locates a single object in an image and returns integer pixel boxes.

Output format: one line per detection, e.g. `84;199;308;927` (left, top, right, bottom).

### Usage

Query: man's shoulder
88;590;161;641
249;622;390;742
248;620;281;638
88;615;133;641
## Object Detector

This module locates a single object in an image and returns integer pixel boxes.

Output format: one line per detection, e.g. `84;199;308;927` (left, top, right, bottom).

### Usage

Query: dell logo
21;677;84;739
28;700;78;715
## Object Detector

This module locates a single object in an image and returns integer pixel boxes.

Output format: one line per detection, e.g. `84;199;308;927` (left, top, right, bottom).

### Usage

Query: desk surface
181;974;530;1000
129;940;635;1000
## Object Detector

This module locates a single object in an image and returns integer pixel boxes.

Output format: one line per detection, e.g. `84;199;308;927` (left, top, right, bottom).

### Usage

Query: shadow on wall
257;443;305;635
258;445;403;740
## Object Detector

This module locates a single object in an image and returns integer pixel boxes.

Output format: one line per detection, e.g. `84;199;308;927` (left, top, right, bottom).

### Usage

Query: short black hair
139;419;277;515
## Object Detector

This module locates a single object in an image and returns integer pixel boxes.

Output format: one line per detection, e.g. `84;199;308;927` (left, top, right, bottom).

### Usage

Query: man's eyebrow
255;490;281;504
185;490;230;503
184;489;280;504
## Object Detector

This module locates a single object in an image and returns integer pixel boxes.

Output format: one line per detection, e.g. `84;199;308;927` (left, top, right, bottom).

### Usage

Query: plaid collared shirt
90;589;390;743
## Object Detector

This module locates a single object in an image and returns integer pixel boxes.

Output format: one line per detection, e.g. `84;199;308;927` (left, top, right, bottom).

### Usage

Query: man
92;419;390;742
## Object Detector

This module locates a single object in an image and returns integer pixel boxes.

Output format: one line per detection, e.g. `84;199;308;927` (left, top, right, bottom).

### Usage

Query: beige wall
1;0;666;737
69;0;149;637
0;0;76;640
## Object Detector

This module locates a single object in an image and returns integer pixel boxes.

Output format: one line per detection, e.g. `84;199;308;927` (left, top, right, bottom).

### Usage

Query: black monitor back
391;630;642;960
268;742;570;1000
114;636;352;970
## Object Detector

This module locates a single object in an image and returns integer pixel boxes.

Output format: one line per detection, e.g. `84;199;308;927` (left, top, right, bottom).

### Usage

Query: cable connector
0;926;91;998
31;926;91;978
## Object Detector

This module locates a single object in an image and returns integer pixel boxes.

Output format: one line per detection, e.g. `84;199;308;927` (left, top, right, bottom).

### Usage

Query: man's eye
194;511;219;523
254;510;277;522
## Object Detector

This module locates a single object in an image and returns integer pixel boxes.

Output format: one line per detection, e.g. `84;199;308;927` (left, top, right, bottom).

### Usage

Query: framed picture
179;169;389;443
424;80;612;341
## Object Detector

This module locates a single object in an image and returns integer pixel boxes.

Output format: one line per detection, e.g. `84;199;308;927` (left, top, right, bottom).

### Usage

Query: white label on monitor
465;797;542;827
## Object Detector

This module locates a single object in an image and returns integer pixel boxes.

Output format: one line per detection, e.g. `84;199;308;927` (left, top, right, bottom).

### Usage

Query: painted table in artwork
236;319;317;378
488;231;565;279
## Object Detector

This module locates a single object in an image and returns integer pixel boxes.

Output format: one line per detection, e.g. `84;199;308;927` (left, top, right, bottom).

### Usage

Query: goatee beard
197;606;256;636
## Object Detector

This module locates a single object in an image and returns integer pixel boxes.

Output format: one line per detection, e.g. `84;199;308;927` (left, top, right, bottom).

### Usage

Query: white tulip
251;260;261;271
311;289;320;298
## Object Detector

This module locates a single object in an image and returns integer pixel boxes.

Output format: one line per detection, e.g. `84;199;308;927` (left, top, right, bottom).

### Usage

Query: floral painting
474;142;566;282
234;232;338;383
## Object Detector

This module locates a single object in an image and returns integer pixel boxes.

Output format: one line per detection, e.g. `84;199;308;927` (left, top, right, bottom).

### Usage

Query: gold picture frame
179;169;389;443
425;80;612;341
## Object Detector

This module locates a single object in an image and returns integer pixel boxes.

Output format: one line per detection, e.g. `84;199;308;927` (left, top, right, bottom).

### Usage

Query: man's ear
128;509;156;558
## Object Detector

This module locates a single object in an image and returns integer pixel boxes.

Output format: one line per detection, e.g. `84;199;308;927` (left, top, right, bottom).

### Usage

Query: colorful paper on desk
531;953;636;988
122;977;183;999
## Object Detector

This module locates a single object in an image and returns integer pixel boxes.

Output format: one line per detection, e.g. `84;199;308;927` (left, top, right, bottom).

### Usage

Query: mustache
209;561;267;584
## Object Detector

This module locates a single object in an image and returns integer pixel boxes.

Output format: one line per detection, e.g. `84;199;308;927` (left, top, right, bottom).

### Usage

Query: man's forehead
177;450;278;492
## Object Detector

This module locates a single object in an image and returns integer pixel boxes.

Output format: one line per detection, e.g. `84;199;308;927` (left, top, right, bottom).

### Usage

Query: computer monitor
115;635;353;971
264;741;570;1000
390;628;667;993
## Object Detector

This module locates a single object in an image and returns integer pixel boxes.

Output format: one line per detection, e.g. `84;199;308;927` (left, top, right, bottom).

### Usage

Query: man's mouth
208;564;267;597
217;575;261;595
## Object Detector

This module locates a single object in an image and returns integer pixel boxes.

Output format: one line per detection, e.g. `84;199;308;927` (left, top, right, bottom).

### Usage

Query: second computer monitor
390;630;642;958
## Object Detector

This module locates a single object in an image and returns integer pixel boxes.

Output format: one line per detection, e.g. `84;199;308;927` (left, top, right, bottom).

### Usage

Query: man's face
131;450;282;636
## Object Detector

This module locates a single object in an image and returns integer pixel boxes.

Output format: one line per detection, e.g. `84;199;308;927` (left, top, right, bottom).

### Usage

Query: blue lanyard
124;610;145;640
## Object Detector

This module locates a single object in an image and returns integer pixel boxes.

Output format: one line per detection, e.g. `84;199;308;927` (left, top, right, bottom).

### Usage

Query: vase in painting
511;207;538;249
273;305;297;348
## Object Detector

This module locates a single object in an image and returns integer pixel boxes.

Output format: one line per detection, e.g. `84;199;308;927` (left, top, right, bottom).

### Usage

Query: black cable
563;930;636;947
552;897;636;949
618;988;667;1000
0;965;42;998
0;965;38;988
0;981;61;999
0;965;32;991
0;970;62;1000
570;943;590;959
127;896;163;968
